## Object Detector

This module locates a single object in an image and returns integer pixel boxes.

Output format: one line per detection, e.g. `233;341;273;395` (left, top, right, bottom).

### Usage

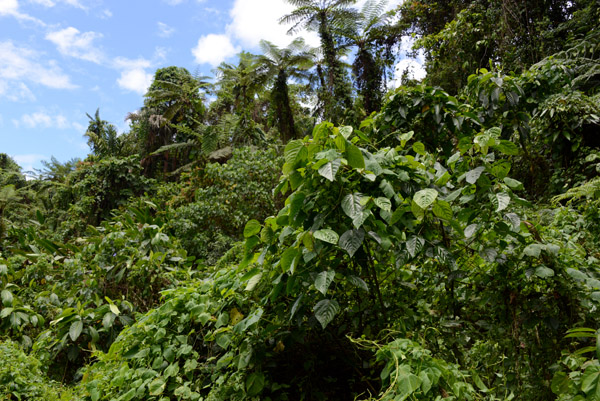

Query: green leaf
148;378;166;396
339;229;364;257
318;159;341;182
347;275;368;291
69;320;83;342
352;210;370;229
315;271;335;295
433;200;453;220
313;299;340;329
244;220;261;238
109;303;120;316
412;141;426;155
397;372;422;397
567;268;588;282
284;140;305;165
504;177;524;190
1;290;13;306
523;244;543;258
491;160;511;179
504;213;521;230
314;229;339;245
339;126;353;139
406;236;425;258
374;197;392;212
345;143;365;169
342;193;363;219
398;131;414;147
551;372;571;395
494;140;520;155
465;167;485;184
245;372;265;397
280;247;300;273
245;273;262;291
495;192;510;212
535;266;555;278
581;365;600;397
464;224;478;238
413;189;438;209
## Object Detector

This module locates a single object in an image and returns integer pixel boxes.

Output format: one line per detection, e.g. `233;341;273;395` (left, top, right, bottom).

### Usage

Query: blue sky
0;0;418;172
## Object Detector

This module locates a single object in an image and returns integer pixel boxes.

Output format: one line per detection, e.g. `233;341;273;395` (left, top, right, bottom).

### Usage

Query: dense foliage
1;0;599;400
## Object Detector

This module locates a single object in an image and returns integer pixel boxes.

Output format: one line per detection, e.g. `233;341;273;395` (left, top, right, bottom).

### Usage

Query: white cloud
157;22;175;38
46;27;104;63
391;57;426;86
15;111;74;129
0;81;35;101
114;57;153;94
154;46;168;61
1;0;45;25
192;34;239;66
0;41;76;93
29;0;86;9
11;153;47;173
28;0;55;6
0;0;20;13
227;0;320;48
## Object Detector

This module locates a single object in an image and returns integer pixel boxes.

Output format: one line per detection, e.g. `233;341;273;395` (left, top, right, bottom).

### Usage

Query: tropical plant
257;38;313;142
281;0;357;123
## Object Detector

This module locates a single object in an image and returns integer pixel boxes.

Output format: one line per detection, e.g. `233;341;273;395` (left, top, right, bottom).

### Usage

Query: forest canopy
1;0;600;400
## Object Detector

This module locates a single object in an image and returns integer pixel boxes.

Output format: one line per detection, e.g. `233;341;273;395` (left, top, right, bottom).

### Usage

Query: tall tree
398;0;587;91
344;0;402;114
257;38;312;142
280;0;357;124
130;67;209;177
84;109;123;158
212;52;268;145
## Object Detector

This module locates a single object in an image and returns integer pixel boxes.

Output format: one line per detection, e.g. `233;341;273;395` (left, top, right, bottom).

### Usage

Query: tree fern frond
552;177;600;204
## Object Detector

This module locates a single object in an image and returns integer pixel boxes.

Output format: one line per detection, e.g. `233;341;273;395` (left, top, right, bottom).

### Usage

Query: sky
0;0;423;173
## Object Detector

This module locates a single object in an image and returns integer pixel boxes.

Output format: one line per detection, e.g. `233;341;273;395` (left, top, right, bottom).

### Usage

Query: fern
552;177;600;204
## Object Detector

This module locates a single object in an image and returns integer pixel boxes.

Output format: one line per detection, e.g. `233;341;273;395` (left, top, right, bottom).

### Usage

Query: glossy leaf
314;299;340;329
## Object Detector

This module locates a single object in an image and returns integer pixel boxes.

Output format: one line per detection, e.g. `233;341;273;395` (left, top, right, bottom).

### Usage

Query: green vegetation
1;0;599;399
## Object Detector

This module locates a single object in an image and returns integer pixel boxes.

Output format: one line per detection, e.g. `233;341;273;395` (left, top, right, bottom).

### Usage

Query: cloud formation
114;57;153;94
46;27;104;63
157;22;175;38
0;0;45;25
192;34;239;67
14;110;72;129
0;41;76;94
227;0;320;49
29;0;86;10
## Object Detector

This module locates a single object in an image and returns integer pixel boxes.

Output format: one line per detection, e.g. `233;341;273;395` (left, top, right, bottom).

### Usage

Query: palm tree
213;52;268;145
84;109;123;158
144;67;210;127
344;0;402;114
128;67;211;178
280;0;357;123
257;38;312;142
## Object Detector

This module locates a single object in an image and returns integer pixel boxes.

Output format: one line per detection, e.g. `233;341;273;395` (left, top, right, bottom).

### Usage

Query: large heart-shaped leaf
284;140;305;165
313;229;339;244
339;229;364;257
413;189;438;209
465;167;485;184
342;193;363;220
315;271;335;295
318;159;341;182
314;299;340;329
